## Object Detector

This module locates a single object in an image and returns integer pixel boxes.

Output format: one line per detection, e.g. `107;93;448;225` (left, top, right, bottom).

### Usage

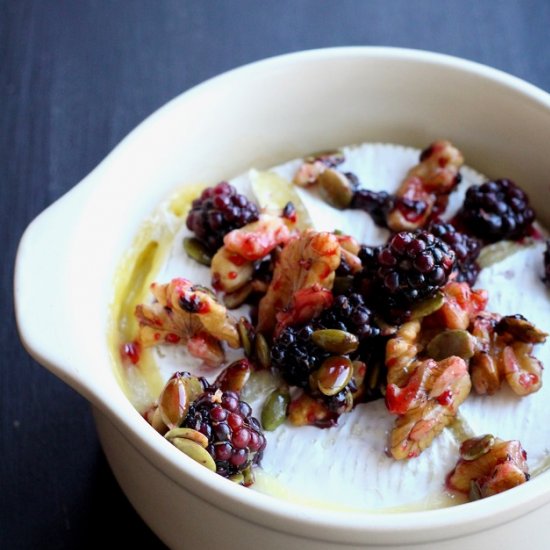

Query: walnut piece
470;313;546;396
387;140;464;231
292;150;345;187
287;392;337;428
211;246;255;293
211;214;294;293
135;278;239;366
386;356;471;459
447;437;529;499
424;281;488;331
385;320;422;386
223;213;294;262
257;230;342;334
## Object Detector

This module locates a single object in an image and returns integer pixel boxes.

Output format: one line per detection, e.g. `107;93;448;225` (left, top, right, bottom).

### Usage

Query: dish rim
15;46;550;543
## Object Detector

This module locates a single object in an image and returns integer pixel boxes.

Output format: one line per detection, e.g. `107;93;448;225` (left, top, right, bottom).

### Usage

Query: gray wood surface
3;1;550;548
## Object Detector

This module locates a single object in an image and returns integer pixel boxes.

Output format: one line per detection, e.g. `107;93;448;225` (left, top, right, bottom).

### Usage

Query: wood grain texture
2;1;550;548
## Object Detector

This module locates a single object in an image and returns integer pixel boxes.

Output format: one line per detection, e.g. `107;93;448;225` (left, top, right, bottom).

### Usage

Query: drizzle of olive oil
252;469;467;513
107;183;206;409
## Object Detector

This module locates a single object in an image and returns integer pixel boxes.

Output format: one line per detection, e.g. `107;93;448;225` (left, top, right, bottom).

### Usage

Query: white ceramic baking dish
15;47;550;549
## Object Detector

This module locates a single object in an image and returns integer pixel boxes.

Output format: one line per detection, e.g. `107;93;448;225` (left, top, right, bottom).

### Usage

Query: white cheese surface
150;143;550;511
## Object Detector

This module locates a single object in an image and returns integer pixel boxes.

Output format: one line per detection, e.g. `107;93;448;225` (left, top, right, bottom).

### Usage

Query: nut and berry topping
133;141;549;501
447;436;529;500
257;230;344;334
426;218;482;285
182;387;266;481
134;277;240;367
186;181;260;254
456;178;535;243
386;140;464;231
355;230;456;323
350;188;394;228
470;313;547;396
292;150;345;187
386;356;472;460
270;293;383;426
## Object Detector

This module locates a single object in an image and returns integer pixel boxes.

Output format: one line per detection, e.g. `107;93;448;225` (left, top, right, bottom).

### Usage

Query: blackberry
427;218;482;285
271;324;330;388
271;293;380;388
186;182;259;253
183;388;266;478
318;293;380;340
351;189;394;228
356;230;456;322
457;179;535;243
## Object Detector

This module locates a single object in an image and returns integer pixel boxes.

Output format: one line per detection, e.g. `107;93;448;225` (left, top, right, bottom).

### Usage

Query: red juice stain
436;389;453;406
228;253;247;266
121;340;141;365
165;333;181;344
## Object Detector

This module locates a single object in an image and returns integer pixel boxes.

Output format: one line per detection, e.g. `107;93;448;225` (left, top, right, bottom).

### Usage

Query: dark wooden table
3;1;550;548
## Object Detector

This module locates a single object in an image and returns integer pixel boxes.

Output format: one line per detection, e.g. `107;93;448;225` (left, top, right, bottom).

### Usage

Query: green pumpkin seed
261;387;290;431
158;375;190;429
165;427;209;448
171;438;216;471
237;317;254;358
427;329;476;361
185;375;206;404
317;169;354;209
242;465;255;487
223;284;253;309
410;291;445;320
229;472;245;485
317;356;353;396
151;407;168;434
460;434;495;461
183;237;212;266
495;315;548;343
214;359;252;393
312;329;359;355
255;332;271;369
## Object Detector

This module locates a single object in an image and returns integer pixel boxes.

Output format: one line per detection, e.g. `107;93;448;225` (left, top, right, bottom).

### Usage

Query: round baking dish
15;47;550;549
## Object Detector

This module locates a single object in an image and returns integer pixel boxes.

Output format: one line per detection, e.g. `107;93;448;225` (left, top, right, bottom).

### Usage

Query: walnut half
447;436;529;500
135;278;239;367
386;356;471;460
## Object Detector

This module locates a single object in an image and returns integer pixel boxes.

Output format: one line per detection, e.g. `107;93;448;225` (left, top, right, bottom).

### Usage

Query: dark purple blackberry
351;189;394;228
427;218;482;285
271;293;380;389
318;293;380;340
457;179;535;243
544;240;550;288
356;230;456;322
271;325;330;388
186;182;259;253
183;388;266;478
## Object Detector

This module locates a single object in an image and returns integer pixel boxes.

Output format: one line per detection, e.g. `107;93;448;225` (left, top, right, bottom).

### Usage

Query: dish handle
14;182;100;397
